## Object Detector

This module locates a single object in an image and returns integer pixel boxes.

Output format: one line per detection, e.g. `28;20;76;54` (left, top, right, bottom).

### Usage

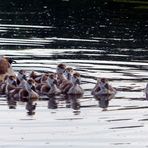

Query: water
0;1;148;147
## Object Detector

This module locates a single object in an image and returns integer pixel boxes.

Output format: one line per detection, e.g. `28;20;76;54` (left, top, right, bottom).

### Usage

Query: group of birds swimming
0;56;117;97
2;56;148;114
0;56;117;114
0;57;84;99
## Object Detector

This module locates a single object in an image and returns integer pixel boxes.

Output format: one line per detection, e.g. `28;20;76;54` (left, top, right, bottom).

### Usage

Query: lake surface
0;1;148;147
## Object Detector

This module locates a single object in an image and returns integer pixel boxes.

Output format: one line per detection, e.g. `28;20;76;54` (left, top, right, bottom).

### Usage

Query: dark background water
0;0;147;50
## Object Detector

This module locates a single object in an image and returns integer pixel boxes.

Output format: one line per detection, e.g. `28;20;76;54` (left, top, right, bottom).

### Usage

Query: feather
0;57;9;74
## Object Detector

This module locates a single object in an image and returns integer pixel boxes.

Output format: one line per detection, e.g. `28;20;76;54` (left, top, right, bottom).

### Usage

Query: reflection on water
5;92;117;115
25;100;37;116
67;94;82;115
7;97;17;109
94;94;114;111
47;94;82;115
48;96;58;109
